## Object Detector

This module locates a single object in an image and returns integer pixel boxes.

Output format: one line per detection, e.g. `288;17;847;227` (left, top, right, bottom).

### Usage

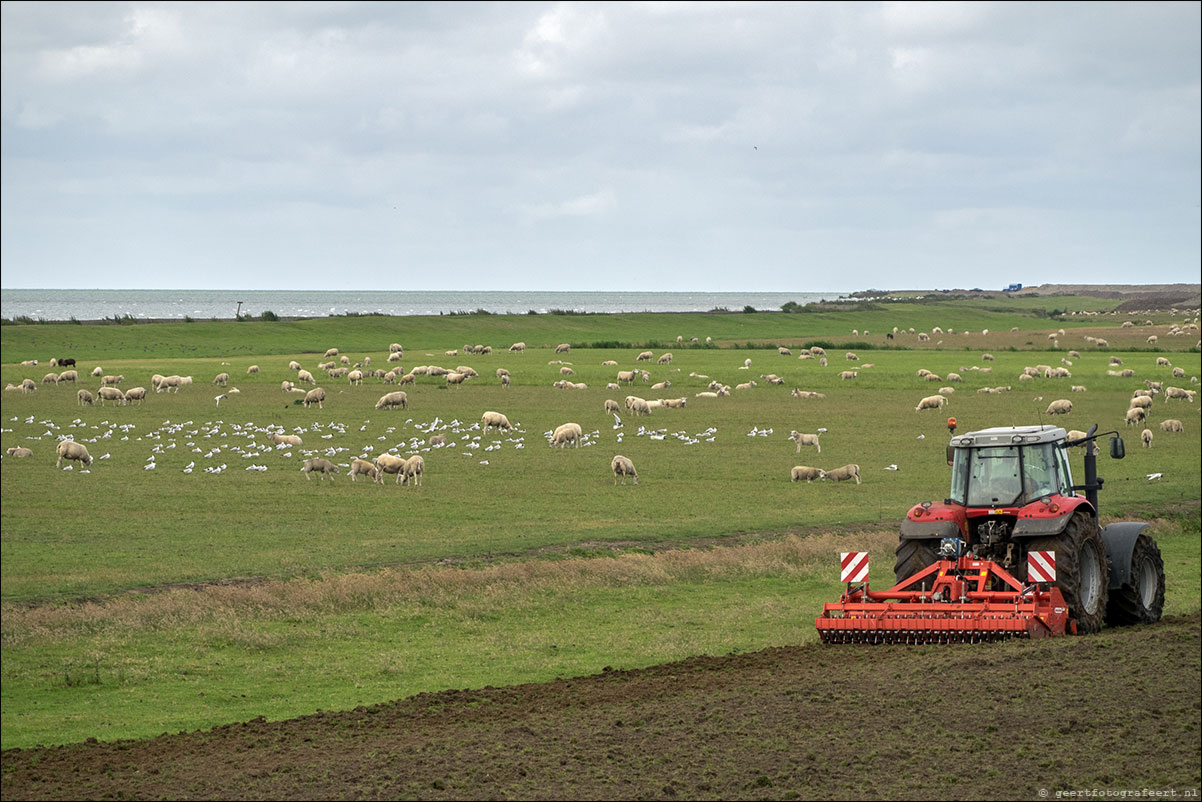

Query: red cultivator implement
815;548;1074;644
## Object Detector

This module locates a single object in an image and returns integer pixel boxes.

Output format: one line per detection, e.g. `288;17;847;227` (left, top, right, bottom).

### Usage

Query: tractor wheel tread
1027;511;1108;635
1105;534;1165;626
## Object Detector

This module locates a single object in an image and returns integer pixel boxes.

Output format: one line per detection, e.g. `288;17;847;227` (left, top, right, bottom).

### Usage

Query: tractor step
815;553;1073;644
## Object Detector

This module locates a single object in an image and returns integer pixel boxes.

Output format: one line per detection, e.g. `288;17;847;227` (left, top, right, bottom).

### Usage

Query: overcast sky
2;2;1199;292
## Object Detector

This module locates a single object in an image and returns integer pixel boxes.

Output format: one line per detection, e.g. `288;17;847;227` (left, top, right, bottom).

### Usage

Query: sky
1;1;1199;292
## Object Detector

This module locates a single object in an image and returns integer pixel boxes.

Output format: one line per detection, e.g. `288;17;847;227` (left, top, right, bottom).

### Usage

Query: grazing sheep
324;348;339;358
481;411;513;432
347;369;364;385
303;387;326;409
789;431;821;453
289;360;302;371
77;388;94;406
90;366;103;377
6;446;34;458
657;353;673;365
1148;335;1159;345
1164;386;1196;402
839;371;858;380
375;391;408;411
604;399;622;415
1141;428;1154;448
555;343;571;354
213;372;230;386
374;454;408;484
1160;419;1184;432
247;365;259;374
349;458;379;482
509;342;526;352
778;347;792;356
496;368;511;380
1071;385;1087;393
297;369;317;385
446;371;469;386
390;343;404;353
19;378;37;393
1130;395;1153;410
1065;430;1099;456
915;395;948;412
824;463;862;484
387;351;403;363
790;466;826;483
1125;407;1146;426
550;422;583;448
559;366;575;376
946;372;962;383
1045;399;1072;415
56;440;92;468
301;457;340;480
56;370;77;384
102;374;124;386
271;432;303;447
97;386;126;405
628;398;652;416
636;351;654;362
124;387;147;405
402;454;425;486
41;372;60;385
982;353;995;362
611;455;638;485
1173;367;1186;378
845;352;859;361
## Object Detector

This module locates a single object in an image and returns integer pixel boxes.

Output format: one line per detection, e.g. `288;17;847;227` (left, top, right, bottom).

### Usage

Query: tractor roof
950;425;1067;448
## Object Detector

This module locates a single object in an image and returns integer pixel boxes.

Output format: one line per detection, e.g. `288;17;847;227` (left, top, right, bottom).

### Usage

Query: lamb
77;388;94;406
97;386;126;405
611;455;638;485
550;422;583;448
124;387;147;405
915;395;948;412
375;391;409;410
790;466;826;483
349;458;379;482
56;440;93;468
297;369;317;385
1045;399;1072;415
57;370;78;384
402;454;425;486
1160;419;1184;432
823;464;861;484
1125;407;1146;426
1141;428;1154;448
271;432;303;447
481;411;513;432
301;457;340;480
789;431;821;453
303;387;326;408
6;447;33;458
374;453;408;484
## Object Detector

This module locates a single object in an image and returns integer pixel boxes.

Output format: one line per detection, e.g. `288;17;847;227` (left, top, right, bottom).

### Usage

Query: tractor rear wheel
894;538;939;588
1027;511;1108;635
1105;533;1165;626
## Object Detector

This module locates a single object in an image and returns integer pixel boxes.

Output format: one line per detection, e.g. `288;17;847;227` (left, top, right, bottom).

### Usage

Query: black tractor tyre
1027;511;1109;635
1105;533;1165;626
894;538;940;588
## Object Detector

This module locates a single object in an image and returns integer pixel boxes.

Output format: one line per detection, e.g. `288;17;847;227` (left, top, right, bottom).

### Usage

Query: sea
0;289;851;322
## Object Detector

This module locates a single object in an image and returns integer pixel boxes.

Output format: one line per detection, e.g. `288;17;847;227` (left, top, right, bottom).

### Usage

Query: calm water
1;289;849;321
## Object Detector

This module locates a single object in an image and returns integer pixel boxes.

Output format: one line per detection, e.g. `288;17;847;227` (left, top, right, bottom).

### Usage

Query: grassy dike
2;297;1199;748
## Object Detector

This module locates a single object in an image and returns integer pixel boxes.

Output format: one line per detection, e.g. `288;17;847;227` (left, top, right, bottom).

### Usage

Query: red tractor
817;425;1165;643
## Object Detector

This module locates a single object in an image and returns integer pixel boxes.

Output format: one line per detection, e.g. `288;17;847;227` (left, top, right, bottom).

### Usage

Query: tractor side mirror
1110;436;1125;459
946;445;954;466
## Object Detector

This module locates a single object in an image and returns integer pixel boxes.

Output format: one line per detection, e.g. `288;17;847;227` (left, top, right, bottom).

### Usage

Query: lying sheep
611;455;638;485
428;434;447;446
56;440;92;468
824;463;861;484
97;386;126;405
6;446;33;458
1045;399;1072;415
77;388;94;406
1141;428;1154;448
402;454;425;486
1071;385;1087;393
789;431;821;453
375;391;408;410
349;458;379;482
1160;419;1184;433
550;422;583;448
124;387;147;405
661;397;686;409
301;458;340;480
916;395;948;412
482;411;513;432
272;432;303;448
791;466;826;483
304;387;326;409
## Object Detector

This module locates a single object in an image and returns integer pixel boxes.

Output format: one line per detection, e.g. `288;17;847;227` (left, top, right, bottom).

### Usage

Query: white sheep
6;446;34;458
301;457;340;480
636;351;654;362
1045;399;1072;415
297;369;317;385
839;371;858;380
124;387;147;405
509;342;526;352
402;454;425;486
555;343;571;353
915;395;947;412
1129;396;1153;410
628;398;651;416
349;458;379;482
41;372;60;385
213;372;230;386
373;454;408;484
347;369;364;385
824;463;861;484
289;360;302;371
1141;428;1153;448
481;411;513;432
789;431;821;453
375;391;408;411
57;370;78;384
56;440;93;468
324;348;339;358
77;388;94;406
845;352;859;361
550;422;583;448
657;353;673;365
91;366;103;377
1164;386;1195;402
272;432;303;447
604;399;622;415
304;387;326;408
790;466;825;483
247;365;259;374
1125;407;1146;426
102;374;124;386
97;386;126;405
1159;419;1184;432
662;397;686;409
611;455;638;485
390;343;404;353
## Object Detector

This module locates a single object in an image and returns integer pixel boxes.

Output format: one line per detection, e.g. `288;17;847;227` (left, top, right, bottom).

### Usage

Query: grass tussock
1;532;894;646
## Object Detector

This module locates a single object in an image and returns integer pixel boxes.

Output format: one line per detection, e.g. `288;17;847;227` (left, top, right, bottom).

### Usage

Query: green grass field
2;298;1199;748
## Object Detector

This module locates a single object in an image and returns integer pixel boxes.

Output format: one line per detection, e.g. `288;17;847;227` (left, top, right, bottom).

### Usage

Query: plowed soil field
3;614;1199;801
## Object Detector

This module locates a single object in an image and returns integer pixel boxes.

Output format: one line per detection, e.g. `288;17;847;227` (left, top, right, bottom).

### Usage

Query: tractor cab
947;426;1078;511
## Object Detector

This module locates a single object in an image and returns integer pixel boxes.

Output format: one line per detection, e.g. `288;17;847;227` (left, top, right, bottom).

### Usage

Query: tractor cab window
1054;445;1075;497
1020;443;1058;504
953;446;1023;507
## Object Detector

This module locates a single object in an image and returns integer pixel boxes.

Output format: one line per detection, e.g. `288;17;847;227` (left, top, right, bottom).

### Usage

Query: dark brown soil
3;614;1199;801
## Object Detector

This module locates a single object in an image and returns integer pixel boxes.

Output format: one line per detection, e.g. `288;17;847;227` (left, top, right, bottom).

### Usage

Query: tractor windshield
950;443;1063;508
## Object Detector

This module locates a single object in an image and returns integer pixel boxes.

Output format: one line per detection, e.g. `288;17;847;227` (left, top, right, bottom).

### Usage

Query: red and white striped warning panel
1027;551;1056;583
840;552;869;583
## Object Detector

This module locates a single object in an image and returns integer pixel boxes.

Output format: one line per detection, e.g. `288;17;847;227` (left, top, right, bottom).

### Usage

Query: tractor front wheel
1027;511;1108;635
1105;533;1165;626
894;538;940;589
